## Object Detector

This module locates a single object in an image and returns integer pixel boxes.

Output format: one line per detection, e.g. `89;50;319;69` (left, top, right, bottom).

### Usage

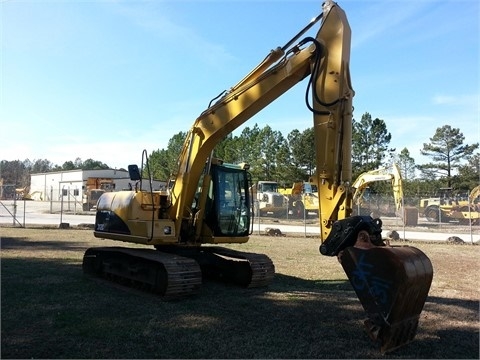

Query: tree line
0;158;111;190
1;113;478;199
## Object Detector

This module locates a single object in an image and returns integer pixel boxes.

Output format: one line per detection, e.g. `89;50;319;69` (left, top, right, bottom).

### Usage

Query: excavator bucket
320;216;433;353
340;245;433;353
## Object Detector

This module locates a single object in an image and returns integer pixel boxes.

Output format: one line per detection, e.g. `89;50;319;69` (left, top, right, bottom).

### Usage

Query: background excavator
282;163;403;219
352;163;403;214
279;181;320;218
351;163;420;226
83;1;433;354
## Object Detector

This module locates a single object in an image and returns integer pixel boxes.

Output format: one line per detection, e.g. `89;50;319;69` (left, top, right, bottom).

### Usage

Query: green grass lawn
1;227;479;359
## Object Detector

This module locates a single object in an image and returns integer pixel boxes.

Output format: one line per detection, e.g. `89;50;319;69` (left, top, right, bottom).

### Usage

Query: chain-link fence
0;184;101;228
1;193;479;243
0;196;90;228
252;194;479;241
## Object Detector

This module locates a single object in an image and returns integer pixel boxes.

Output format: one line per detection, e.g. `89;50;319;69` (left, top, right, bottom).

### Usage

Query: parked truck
252;180;288;217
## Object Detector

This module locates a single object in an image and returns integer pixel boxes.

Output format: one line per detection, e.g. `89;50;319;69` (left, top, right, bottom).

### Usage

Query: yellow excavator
470;185;480;210
283;164;403;219
351;163;419;226
83;1;433;354
280;181;321;218
352;163;403;216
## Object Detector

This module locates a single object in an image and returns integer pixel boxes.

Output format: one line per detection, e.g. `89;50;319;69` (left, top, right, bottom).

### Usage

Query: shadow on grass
1;257;478;360
1;236;87;251
271;273;352;292
426;295;479;309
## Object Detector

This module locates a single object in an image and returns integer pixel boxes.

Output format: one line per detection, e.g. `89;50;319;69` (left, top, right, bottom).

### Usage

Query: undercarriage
82;246;275;299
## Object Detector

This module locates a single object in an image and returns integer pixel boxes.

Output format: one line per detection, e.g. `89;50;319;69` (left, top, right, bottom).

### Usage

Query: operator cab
202;162;252;237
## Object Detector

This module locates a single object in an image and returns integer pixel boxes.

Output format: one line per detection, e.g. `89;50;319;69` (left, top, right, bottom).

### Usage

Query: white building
29;169;166;201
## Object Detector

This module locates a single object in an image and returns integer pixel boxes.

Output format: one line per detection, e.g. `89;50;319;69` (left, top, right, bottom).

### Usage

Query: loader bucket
339;245;433;354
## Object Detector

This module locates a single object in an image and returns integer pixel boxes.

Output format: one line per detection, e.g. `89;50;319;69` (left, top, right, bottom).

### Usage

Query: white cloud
351;1;430;48
432;94;479;106
107;1;235;67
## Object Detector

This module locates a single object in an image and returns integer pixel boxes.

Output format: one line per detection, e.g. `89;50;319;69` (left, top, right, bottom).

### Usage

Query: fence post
468;206;473;245
303;204;307;238
67;186;71;212
60;186;65;226
438;206;442;230
12;196;17;226
23;198;26;228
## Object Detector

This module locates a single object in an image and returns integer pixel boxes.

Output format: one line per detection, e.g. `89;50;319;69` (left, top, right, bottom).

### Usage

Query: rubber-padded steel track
200;246;275;288
83;247;202;299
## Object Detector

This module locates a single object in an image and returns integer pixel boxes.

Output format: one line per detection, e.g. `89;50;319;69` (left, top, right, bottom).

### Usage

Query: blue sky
1;0;479;171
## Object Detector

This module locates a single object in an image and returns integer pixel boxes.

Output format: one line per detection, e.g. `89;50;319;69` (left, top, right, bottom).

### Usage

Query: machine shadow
2;256;478;359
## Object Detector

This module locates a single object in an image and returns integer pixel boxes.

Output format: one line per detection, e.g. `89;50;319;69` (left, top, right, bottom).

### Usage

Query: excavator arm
469;185;480;205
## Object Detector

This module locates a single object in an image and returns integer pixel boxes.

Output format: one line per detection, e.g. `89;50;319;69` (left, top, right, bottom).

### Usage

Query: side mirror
128;164;142;181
